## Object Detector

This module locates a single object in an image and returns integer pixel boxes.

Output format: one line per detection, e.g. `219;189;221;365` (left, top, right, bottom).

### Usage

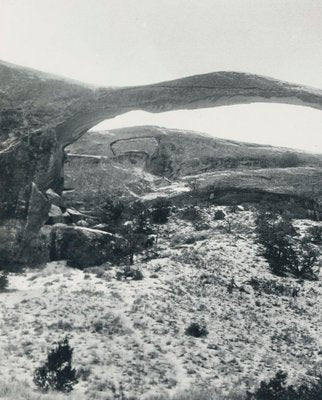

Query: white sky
1;0;322;152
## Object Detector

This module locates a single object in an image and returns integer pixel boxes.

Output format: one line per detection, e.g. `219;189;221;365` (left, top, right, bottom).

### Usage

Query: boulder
46;224;121;268
76;219;90;227
65;208;85;223
46;188;64;208
92;223;110;231
47;204;64;225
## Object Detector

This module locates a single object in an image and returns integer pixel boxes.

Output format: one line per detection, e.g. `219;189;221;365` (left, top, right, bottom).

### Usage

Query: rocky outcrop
43;224;120;268
1;60;322;266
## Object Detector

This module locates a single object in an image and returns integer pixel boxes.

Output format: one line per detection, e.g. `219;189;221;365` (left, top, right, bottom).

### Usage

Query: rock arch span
1;60;322;266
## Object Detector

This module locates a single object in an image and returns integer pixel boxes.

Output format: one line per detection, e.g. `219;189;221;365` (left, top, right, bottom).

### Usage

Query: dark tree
151;198;171;224
246;371;296;400
116;201;152;264
246;370;322;400
33;337;78;393
255;211;319;279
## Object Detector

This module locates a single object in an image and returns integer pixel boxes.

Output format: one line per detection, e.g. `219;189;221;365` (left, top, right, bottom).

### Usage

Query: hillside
1;61;322;400
64;126;322;217
1;206;321;399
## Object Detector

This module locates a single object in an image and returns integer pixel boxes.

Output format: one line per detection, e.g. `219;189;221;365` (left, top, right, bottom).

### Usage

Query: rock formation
1;59;322;267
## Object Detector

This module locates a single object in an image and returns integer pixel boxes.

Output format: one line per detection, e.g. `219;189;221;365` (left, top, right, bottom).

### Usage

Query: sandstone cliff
1;60;322;266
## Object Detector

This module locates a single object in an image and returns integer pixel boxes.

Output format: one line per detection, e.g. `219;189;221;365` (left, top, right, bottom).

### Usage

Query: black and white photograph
0;1;322;399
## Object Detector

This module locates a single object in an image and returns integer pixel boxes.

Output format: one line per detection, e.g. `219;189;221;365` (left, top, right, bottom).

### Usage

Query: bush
246;370;322;400
116;265;144;281
185;322;208;338
33;337;78;393
0;273;8;292
151;198;171;224
179;205;202;222
214;209;226;220
247;277;293;296
99;198;125;225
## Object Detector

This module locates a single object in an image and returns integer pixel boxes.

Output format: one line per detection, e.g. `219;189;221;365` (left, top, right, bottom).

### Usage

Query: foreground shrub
246;370;295;400
185;322;208;338
246;370;322;400
33;337;78;393
0;273;8;292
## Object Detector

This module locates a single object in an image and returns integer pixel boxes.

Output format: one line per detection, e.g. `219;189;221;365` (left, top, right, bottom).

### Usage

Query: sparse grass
0;379;86;400
1;206;320;399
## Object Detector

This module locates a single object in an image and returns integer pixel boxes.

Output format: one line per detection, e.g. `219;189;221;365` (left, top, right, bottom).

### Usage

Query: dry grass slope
0;207;321;399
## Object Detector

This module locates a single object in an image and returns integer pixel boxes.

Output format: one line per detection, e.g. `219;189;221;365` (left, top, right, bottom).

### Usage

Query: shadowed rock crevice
1;60;322;266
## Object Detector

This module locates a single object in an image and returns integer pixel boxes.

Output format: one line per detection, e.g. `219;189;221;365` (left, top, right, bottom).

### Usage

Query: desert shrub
246;370;322;400
33;337;78;393
185;322;208;338
116;265;144;281
305;225;322;244
171;248;207;269
247;277;293;296
99;197;125;225
214;209;226;220
76;366;91;381
151;198;172;224
0;273;8;292
194;220;211;231
255;211;320;279
179;205;202;222
171;231;208;246
92;313;128;335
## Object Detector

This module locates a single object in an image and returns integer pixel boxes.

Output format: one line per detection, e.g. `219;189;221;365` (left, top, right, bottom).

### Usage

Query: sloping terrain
64;127;322;216
1;207;321;399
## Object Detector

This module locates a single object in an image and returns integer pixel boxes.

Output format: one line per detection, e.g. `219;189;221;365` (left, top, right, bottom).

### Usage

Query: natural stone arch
1;60;322;266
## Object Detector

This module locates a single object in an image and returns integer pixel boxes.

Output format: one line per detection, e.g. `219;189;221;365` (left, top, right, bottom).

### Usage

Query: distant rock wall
1;60;322;266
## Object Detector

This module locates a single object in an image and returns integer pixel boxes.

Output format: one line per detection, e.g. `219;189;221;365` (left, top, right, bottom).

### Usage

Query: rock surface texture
1;60;322;267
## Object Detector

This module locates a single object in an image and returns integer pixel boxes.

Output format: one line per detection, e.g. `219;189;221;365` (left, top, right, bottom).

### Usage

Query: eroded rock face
1;60;322;266
44;224;119;269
